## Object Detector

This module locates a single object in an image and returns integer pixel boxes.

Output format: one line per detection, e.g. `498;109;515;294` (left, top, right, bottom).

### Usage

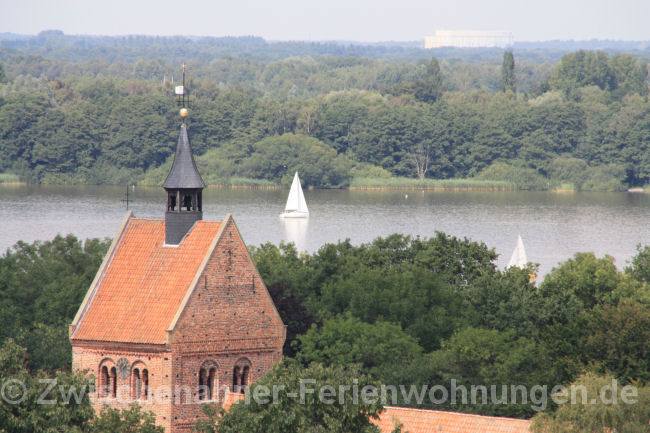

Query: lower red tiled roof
375;406;531;433
71;217;221;344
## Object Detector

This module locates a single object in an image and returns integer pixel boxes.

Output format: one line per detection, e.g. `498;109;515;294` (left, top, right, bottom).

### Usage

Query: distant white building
425;30;514;48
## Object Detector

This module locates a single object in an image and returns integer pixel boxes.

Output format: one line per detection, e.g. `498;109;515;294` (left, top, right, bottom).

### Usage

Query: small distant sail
507;234;527;268
280;172;309;218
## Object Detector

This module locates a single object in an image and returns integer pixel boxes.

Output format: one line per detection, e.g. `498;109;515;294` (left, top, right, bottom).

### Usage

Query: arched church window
233;358;252;393
100;366;109;398
208;367;217;400
241;366;250;391
142;369;149;398
110;367;117;398
198;367;207;401
233;366;240;393
132;368;141;400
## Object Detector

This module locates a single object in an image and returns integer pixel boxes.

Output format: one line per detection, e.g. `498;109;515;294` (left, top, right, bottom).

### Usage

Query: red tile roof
375;406;531;433
71;217;220;344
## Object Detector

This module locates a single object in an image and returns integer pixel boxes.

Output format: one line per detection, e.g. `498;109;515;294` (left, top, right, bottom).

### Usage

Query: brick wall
71;344;173;432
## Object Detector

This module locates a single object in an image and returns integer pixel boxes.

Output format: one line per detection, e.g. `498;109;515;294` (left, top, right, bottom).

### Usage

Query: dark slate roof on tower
162;123;205;189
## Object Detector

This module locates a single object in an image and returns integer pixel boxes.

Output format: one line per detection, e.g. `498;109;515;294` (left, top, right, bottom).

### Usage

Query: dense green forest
0;33;649;190
1;233;649;428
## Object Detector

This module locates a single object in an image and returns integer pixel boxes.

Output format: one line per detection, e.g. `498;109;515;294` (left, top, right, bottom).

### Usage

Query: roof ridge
382;406;530;423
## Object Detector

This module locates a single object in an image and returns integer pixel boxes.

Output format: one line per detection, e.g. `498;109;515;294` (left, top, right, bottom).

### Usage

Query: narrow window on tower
183;194;192;211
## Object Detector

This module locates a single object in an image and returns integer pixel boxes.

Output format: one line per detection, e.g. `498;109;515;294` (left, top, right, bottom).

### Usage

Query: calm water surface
0;185;648;278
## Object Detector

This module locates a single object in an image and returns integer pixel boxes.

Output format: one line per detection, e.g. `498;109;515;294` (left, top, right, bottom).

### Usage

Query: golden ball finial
180;108;189;119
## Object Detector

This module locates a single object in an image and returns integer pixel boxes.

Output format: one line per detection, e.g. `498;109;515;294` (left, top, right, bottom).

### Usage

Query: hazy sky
2;0;649;42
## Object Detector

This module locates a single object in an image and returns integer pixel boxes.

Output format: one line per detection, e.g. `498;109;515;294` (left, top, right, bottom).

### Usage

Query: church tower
163;65;205;245
163;123;205;245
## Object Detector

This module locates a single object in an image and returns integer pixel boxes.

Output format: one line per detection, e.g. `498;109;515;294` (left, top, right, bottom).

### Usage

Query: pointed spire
163;124;205;189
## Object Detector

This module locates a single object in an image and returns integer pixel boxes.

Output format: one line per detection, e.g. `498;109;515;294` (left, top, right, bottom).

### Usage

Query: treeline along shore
0;32;648;191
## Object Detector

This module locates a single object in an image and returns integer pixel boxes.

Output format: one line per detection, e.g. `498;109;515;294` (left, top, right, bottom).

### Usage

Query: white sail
280;172;309;218
507;234;527;268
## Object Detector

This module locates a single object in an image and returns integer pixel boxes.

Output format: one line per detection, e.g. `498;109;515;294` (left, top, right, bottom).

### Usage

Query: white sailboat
507;234;527;268
280;172;309;218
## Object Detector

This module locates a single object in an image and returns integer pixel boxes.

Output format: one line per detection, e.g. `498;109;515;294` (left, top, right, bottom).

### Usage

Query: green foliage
476;162;547;190
539;252;621;316
91;405;165;433
426;327;553;418
350;176;513;189
0;172;20;183
499;51;516;93
547;50;648;100
531;372;650;433
250;233;650;417
1;43;648;188
0;235;109;371
295;315;423;383
0;62;7;84
253;233;499;354
628;244;650;284
212;361;382;433
0;338;95;433
581;164;628;191
384;57;443;103
241;133;352;188
547;157;589;189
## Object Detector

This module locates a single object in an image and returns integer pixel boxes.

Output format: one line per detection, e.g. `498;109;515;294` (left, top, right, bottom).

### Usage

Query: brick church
69;113;286;432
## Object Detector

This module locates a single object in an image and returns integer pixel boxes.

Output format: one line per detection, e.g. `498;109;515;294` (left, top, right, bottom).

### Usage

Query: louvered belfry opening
163;123;205;245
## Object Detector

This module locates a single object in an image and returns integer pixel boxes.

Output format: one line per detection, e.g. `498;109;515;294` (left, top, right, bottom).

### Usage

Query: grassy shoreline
350;177;517;190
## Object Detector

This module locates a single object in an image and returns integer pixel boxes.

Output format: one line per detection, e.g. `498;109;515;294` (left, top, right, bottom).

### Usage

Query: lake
0;185;648;278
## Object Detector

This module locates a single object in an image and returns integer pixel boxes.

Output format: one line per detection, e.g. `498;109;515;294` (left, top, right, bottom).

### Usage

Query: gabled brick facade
70;212;285;433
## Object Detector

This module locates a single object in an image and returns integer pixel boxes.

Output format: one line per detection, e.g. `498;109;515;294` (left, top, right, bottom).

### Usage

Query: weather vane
175;63;189;122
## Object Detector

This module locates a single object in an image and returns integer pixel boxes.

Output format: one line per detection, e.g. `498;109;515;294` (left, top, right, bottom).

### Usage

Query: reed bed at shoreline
349;177;516;190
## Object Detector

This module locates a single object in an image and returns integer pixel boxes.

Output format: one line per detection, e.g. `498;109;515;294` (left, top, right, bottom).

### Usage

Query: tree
539;252;621;315
91;405;164;433
250;242;315;356
0;235;109;371
241;133;352;188
531;372;650;433
0;61;7;84
628;244;650;284
295;315;423;384
0;339;95;433
407;140;431;180
499;51;516;93
425;327;553;418
208;361;382;433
